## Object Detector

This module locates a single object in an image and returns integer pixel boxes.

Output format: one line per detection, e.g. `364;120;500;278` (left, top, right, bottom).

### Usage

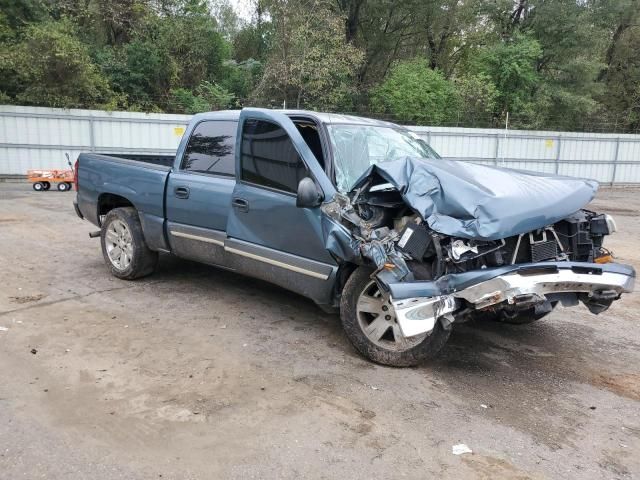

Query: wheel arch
332;261;360;306
97;193;135;225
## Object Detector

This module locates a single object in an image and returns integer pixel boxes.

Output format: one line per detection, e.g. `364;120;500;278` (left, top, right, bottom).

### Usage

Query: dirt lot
0;183;639;479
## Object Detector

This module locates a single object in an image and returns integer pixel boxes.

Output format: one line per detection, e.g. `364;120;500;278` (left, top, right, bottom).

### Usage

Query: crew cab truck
74;108;635;367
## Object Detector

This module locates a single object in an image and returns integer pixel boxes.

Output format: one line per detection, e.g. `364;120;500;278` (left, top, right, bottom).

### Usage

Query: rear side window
181;120;237;176
240;119;309;193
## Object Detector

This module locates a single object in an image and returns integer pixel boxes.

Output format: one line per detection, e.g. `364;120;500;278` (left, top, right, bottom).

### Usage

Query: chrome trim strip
170;230;224;246
224;246;330;280
455;269;634;309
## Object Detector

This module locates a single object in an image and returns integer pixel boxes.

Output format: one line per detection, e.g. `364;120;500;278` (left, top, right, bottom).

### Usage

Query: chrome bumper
389;262;635;338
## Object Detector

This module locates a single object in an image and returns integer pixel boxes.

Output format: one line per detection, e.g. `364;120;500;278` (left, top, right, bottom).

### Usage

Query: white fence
0;106;190;176
1;105;640;184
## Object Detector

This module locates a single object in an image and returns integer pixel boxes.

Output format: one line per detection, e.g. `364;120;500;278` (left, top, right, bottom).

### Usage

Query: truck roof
191;109;398;128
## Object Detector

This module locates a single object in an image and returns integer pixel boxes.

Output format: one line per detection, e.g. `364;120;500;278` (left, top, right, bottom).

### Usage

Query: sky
227;0;254;21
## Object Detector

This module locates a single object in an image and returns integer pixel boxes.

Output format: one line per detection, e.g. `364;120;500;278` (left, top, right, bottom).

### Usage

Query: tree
454;73;499;127
255;0;364;110
210;0;241;40
0;0;49;31
596;0;640;131
370;59;458;125
94;3;231;110
220;59;263;104
471;33;542;126
0;0;638;132
169;81;235;113
8;20;115;108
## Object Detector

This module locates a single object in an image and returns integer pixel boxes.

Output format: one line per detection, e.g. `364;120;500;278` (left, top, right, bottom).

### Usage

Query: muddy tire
100;207;158;280
340;266;451;367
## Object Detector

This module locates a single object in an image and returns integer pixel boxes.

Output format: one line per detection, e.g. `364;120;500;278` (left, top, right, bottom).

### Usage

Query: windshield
327;124;440;192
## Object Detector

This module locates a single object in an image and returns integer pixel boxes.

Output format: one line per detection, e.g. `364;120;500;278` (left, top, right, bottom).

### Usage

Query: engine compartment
326;182;615;271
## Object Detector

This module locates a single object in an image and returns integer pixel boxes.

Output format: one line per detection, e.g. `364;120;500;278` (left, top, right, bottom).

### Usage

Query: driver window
240;119;310;194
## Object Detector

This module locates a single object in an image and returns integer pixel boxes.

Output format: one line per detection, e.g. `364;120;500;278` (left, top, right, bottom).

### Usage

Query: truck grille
530;240;558;262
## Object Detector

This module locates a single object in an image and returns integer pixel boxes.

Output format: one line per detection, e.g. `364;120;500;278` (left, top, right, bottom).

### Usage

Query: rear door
224;109;338;304
165;119;237;266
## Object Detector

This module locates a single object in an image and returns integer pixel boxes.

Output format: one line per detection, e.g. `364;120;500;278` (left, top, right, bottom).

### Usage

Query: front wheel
100;207;158;280
57;182;69;191
340;267;451;367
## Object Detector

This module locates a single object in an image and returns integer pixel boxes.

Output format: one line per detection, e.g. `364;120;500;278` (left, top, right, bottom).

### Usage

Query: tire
340;266;451;367
66;182;73;191
32;182;44;191
57;182;68;191
42;182;51;190
100;207;158;280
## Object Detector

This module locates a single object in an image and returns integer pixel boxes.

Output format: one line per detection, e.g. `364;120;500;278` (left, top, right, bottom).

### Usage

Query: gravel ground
0;183;639;480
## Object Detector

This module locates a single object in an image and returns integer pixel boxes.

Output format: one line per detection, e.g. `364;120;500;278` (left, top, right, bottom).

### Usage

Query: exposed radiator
530;240;558;262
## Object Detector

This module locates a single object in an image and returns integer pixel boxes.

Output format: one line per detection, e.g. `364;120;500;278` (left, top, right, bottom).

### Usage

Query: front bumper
387;262;635;338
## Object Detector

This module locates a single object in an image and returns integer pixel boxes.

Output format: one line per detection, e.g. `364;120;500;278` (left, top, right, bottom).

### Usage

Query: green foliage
596;0;640;131
0;0;638;132
454;74;499;127
0;0;48;31
93;2;231;110
371;59;458;125
169;81;235;113
255;0;364;110
472;34;542;124
9;20;115;108
220;59;263;104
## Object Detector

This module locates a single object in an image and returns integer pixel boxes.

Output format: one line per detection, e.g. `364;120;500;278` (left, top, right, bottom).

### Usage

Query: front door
225;109;338;304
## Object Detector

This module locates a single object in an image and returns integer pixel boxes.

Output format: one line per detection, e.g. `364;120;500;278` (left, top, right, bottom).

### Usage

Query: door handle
232;197;249;212
174;186;190;199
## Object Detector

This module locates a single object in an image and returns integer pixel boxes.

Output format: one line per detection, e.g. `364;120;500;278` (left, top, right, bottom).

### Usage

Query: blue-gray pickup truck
74;108;635;366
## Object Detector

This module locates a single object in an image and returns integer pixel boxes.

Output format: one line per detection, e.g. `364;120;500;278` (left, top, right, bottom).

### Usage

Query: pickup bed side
76;153;172;252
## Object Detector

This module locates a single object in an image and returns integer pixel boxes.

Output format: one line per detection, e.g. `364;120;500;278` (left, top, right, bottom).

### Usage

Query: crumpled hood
351;157;599;240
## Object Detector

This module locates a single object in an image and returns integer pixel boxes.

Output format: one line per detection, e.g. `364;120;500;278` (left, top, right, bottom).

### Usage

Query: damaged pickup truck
74;108;635;366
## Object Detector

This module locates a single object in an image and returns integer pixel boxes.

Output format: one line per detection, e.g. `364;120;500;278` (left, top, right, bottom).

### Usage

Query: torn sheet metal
320;214;361;263
350;158;599;241
321;194;412;280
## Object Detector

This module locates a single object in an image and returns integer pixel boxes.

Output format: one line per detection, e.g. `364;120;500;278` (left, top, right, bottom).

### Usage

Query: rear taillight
73;159;79;191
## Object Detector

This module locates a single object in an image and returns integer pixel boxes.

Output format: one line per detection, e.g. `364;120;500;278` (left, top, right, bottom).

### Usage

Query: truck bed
75;153;173;228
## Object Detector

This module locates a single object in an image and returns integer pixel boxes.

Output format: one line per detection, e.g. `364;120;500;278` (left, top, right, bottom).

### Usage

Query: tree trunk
597;6;635;82
337;0;365;43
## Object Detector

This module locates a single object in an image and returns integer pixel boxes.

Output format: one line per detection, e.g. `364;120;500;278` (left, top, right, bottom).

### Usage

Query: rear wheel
340;267;451;366
42;182;51;190
100;207;158;280
57;182;69;191
32;182;44;191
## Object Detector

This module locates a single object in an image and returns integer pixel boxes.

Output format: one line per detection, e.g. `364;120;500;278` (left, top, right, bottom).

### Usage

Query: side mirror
296;177;323;208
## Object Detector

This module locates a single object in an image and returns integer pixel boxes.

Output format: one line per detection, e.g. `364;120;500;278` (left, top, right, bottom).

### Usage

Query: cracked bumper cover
386;262;635;338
